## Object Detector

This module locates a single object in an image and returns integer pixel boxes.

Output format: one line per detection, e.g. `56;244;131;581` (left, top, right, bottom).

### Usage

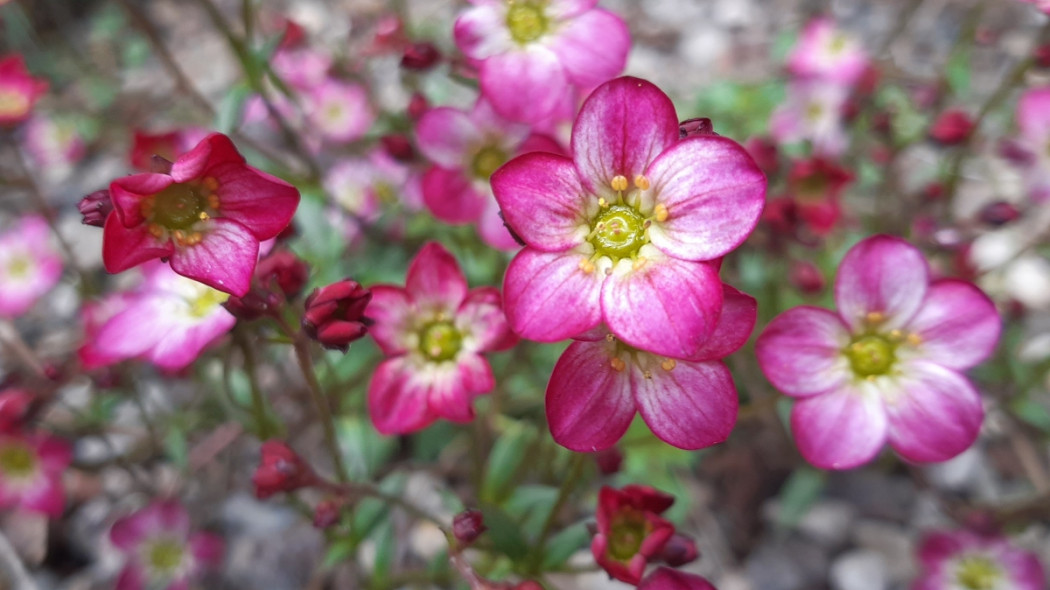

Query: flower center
188;285;231;318
607;510;646;561
845;334;896;377
954;555;1001;590
471;145;507;180
506;1;548;44
0;442;37;478
6;255;32;279
150;183;207;230
591;205;647;260
828;34;848;55
420;321;462;362
805;102;824;121
0;89;29;119
146;538;185;575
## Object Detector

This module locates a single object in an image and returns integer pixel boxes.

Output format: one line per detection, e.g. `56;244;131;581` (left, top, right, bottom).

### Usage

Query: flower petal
546;0;598;19
546;340;635;451
791;382;888;470
457;286;517;352
835;235;929;332
110;173;173;227
689;285;757;361
454;4;514;60
601;248;722;359
406;242;468;311
756;306;851;397
422;167;487;224
477;196;523;251
101;214;173;274
169;218;258;297
170;133;245;182
367;285;414;356
211;165;300;240
503;247;604;342
415;107;482;168
428;353;493;422
645;137;767;261
481;47;570;124
146;310;236;371
572;77;679;194
547;9;628;89
367;357;437;435
639;567;718;590
632;357;738;450
884;361;983;463
905;280;1000;370
491;152;589;251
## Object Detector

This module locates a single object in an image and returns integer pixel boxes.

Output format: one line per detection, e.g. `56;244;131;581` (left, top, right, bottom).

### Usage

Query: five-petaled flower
492;76;766;359
366;242;517;434
0;215;63;318
102;133;300;296
756;235;1001;469
591;484;676;585
912;529;1045;590
0;54;48;125
0;430;70;518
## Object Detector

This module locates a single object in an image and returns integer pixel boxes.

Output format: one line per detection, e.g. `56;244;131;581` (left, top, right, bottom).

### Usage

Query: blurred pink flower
0;54;48;126
110;500;224;590
639;568;718;590
22;114;85;169
128;127;209;171
591;485;676;584
492;77;766;359
787;18;869;86
1014;86;1050;201
0;215;62;317
757;235;1000;469
454;0;629;124
367;242;517;434
0;430;70;518
1018;0;1050;14
913;529;1045;590
306;78;374;144
771;80;850;156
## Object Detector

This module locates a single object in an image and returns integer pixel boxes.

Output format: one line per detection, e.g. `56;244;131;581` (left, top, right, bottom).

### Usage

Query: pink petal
639;567;718;590
110;174;173;227
147;311;236;371
915;531;963;566
546;0;598;18
457;287;517;352
689;285;757;361
481;47;570;124
405;242;468;311
422;167;487;224
601;251;722;359
791;383;888;470
546;340;635;451
169;219;259;297
93;296;170;360
367;357;436;435
502;248;603;342
115;565;147;590
884;361;983;463
477;196;523;251
571;77;679;194
1018;86;1050;144
454;4;514;60
756;306;851;397
102;214;173;274
548;9;629;89
428;353;493;422
211;165;300;240
415;107;482;168
490;152;589;251
632;357;738;450
645;137;766;261
835;235;929;332
367;285;414;355
20;476;64;518
905;280;1000;371
189;532;225;568
170;133;245;182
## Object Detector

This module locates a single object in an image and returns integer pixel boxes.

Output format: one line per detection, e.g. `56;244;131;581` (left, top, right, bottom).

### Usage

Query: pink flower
913;529;1045;590
787;18;869;86
129;128;209;172
102;133;300;296
785;156;853;236
366;242;517;434
416;98;563;250
1014;86;1050;201
0;55;48;126
639;568;718;590
454;0;629;124
1018;0;1050;14
79;263;237;371
306;78;374;144
591;485;676;584
547;285;754;451
110;500;224;590
0;430;70;518
492;77;766;359
0;215;63;317
22;114;85;169
928;109;974;145
756;235;1000;469
771;80;850;156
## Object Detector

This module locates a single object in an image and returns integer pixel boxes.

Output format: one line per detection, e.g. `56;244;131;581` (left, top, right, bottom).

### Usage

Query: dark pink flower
639;567;718;590
546;285;754;451
1013;87;1050;202
366;242;517;434
252;440;318;499
453;0;629;124
929;109;975;145
591;485;676;584
785;156;853;236
493;77;765;359
0;430;70;518
110;500;224;590
756;235;1000;469
0;389;34;432
128;128;209;172
0;215;63;317
102;133;300;296
787;18;869;86
452;509;487;547
912;529;1045;590
0;55;48;125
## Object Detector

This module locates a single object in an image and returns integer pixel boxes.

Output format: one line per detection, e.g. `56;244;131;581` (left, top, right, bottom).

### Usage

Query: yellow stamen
661;358;676;371
578;259;596;274
173;230;186;245
865;311;885;325
605;333;615;342
148;223;164;238
598;197;609;209
643;370;653;379
634;174;650;190
653;203;669;223
888;329;903;341
906;333;922;346
207;194;220;209
199;212;209;221
632;256;647;271
203;177;219;191
610;358;626;372
611;175;628;192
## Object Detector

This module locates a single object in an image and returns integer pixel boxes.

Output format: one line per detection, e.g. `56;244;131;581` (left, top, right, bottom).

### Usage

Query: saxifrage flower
756;235;1000;469
639;567;718;590
591;484;676;585
0;215;63;317
366;242;517;434
912;529;1045;590
103;132;300;296
0;54;48;125
492;76;766;359
0;430;70;518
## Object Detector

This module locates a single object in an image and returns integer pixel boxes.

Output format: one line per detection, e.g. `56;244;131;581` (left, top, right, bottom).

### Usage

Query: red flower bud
453;509;487;547
678;118;716;139
656;533;700;567
744;136;779;176
77;190;113;228
928;109;974;145
381;134;416;162
313;498;344;529
252;440;317;499
978;201;1021;227
257;251;309;300
592;446;623;475
789;261;825;296
401;42;441;71
302;280;372;352
1036;43;1050;68
0;389;34;433
408;93;429;120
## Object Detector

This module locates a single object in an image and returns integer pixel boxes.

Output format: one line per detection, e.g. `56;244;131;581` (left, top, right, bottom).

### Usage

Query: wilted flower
639;567;718;590
757;235;1000;469
912;529;1045;590
302;279;372;352
0;430;70;518
0;215;63;317
252;440;318;499
592;485;676;584
0;54;48;125
110;501;224;590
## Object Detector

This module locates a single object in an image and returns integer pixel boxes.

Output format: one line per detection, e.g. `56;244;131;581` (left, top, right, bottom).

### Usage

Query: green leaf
163;427;188;469
482;422;535;503
322;536;357;568
337;417;397;480
542;521;590;569
776;466;826;528
479;503;529;560
214;83;253;134
946;46;971;95
504;485;558;538
1010;396;1050;433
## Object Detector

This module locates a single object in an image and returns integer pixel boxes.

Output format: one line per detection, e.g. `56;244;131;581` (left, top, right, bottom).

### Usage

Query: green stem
293;332;351;483
527;452;587;572
233;327;277;439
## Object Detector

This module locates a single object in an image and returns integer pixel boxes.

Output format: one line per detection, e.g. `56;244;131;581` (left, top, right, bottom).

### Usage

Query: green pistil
189;287;230;318
7;256;31;279
152;184;206;230
607;511;646;561
146;538;185;574
955;555;1001;590
0;443;37;478
506;1;548;44
828;34;848;54
420;321;463;362
590;205;647;260
471;145;507;180
845;334;896;377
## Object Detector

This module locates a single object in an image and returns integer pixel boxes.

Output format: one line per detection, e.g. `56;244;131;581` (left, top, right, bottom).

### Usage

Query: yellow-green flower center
146;538;185;574
828;34;848;54
506;1;548;44
6;256;32;279
151;184;208;230
0;89;29;119
0;442;37;478
954;555;1001;590
189;286;230;318
420;321;462;362
591;205;647;260
607;510;646;561
845;334;897;377
471;145;507;180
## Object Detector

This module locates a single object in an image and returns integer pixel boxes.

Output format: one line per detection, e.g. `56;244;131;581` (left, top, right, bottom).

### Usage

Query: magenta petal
885;361;983;463
791;384;888;470
690;285;757;361
639;567;718;590
646;137;767;261
169;218;258;296
477;196;523;251
481;48;569;124
147;312;236;371
428;353;492;422
916;531;962;565
21;476;64;518
502;248;603;342
115;565;147;590
548;9;628;89
457;287;517;352
406;242;468;311
367;357;436;435
170;133;244;182
490;152;588;251
601;253;722;359
102;214;173;274
632;357;738;450
546;340;635;451
572;77;680;193
453;4;513;60
835;235;929;332
110;174;173;227
906;280;1000;370
546;0;598;18
190;532;225;568
211;165;300;240
422;167;487;224
756;306;852;397
92;296;168;360
367;285;413;355
416;107;482;168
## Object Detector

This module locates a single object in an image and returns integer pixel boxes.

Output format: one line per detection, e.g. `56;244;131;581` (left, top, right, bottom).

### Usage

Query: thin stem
0;321;47;378
527;452;587;572
233;326;277;439
318;478;450;535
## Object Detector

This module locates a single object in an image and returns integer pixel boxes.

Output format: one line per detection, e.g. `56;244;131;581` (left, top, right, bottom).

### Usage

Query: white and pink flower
1013;86;1050;202
22;114;85;170
913;529;1045;590
770;80;850;157
0;430;70;518
0;215;63;317
787;18;869;86
306;78;374;144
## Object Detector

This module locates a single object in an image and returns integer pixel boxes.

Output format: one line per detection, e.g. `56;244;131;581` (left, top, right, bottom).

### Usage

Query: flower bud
789;261;825;296
1036;43;1050;68
401;42;441;71
77;189;113;227
592;446;623;475
0;389;34;433
453;509;487;547
313;498;344;529
302;280;372;352
252;440;318;499
678;117;716;138
257;251;309;300
744;136;779;176
381;133;416;162
928;109;974;145
408;93;429;120
656;533;700;567
978;201;1021;227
